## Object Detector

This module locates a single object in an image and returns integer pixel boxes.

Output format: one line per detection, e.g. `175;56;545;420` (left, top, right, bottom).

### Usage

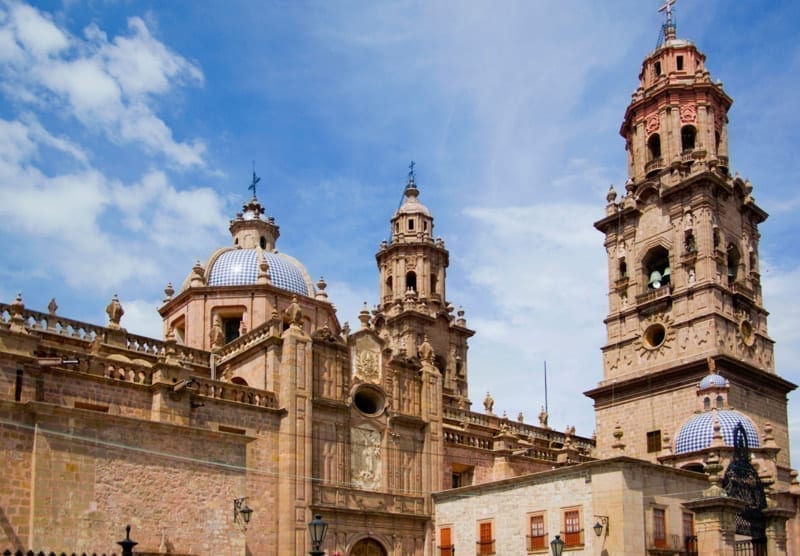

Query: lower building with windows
434;457;709;555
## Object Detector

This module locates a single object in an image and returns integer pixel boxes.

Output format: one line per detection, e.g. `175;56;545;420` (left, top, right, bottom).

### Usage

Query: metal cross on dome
248;161;261;198
659;0;676;23
408;160;416;181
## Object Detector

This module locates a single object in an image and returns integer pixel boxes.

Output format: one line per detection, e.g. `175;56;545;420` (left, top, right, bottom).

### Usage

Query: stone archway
350;537;387;556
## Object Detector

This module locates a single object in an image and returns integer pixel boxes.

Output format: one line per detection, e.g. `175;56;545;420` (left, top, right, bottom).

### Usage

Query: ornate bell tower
586;5;795;466
372;164;473;403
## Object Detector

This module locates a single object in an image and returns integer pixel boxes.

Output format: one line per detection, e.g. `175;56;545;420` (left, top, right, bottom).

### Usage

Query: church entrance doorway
350;537;387;556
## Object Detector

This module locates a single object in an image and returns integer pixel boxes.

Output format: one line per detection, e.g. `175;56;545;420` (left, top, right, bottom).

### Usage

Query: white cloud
9;2;68;58
113;297;164;339
0;3;205;168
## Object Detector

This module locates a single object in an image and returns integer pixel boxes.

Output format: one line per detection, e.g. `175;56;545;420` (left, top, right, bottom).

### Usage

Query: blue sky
1;1;799;462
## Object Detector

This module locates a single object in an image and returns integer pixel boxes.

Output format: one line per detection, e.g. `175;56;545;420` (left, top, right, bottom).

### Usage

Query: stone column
684;496;746;556
764;507;794;556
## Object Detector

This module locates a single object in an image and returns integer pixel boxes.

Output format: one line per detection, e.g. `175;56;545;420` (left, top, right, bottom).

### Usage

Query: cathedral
0;6;797;556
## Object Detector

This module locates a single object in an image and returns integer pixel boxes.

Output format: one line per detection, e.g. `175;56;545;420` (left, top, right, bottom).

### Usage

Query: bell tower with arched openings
586;6;795;469
371;164;473;404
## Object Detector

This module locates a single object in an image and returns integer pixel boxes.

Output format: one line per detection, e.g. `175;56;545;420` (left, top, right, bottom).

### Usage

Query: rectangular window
653;508;667;548
677;55;684;70
477;521;495;555
528;514;546;551
564;509;582;547
223;317;242;344
438;527;454;556
647;430;662;453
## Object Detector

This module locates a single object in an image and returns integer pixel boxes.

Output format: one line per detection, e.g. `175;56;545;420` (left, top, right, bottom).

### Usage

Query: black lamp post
550;534;565;556
308;514;328;556
593;515;609;537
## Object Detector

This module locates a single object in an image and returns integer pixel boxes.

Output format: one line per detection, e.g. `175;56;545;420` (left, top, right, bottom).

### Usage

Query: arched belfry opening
642;246;671;290
406;271;417;292
681;125;696;152
648;133;662;160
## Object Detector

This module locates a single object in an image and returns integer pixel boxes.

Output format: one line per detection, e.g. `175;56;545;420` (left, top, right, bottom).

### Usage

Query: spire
657;0;677;46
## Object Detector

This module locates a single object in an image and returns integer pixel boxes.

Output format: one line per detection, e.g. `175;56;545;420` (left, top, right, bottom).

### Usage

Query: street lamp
550;534;565;556
308;514;328;556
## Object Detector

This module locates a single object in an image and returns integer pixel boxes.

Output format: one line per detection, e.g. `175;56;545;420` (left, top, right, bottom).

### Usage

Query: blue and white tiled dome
674;410;759;454
698;373;728;390
206;249;314;296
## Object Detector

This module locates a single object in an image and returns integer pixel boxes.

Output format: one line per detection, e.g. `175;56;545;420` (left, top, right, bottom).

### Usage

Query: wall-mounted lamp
593;515;609;537
550;534;565;556
233;497;253;531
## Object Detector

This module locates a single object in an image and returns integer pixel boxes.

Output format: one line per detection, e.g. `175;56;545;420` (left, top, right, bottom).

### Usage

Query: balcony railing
645;157;665;175
476;539;495;555
437;545;455;556
636;284;672;305
527;534;548;551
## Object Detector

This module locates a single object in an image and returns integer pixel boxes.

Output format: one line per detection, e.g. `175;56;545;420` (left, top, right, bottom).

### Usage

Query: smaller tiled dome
206;249;314;296
698;373;728;390
674;410;759;454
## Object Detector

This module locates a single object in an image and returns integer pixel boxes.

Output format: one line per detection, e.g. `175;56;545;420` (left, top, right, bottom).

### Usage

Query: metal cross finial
408;160;416;180
248;161;261;198
658;0;676;22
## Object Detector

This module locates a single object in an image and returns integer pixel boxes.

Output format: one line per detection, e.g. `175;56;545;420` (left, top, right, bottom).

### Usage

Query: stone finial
106;295;125;329
704;451;724;497
9;293;28;332
190;260;205;287
315;277;328;300
538;406;549;428
358;302;371;329
456;307;466;327
418;335;434;363
606;184;617;204
517;411;524;423
47;298;58;315
711;413;725;447
341;321;351;339
163;282;175;303
284;295;303;328
483;391;494;415
257;259;271;285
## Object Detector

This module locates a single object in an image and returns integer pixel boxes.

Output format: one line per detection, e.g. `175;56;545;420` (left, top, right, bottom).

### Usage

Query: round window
353;385;386;416
643;323;666;349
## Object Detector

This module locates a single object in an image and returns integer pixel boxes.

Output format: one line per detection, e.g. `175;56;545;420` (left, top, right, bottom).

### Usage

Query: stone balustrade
192;377;278;409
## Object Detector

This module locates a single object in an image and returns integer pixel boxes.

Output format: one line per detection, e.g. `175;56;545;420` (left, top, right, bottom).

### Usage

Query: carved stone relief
351;425;382;490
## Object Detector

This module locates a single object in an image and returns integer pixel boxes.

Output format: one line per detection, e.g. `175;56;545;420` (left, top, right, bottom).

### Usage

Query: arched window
259;236;267;249
716;395;724;409
231;376;248;386
385;276;393;296
704;397;711;410
715;131;721;154
681;125;696;152
406;271;417;292
619;259;628;279
642;246;671;290
430;273;438;295
648;133;662;160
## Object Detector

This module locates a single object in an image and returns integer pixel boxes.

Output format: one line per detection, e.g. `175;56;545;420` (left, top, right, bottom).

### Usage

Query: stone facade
1;9;798;556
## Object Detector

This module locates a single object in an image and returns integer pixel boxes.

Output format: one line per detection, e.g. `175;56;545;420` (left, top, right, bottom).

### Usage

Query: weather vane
248;161;261;198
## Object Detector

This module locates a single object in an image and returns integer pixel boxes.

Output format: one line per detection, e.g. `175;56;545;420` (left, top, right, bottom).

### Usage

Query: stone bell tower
586;8;795;466
372;164;473;404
